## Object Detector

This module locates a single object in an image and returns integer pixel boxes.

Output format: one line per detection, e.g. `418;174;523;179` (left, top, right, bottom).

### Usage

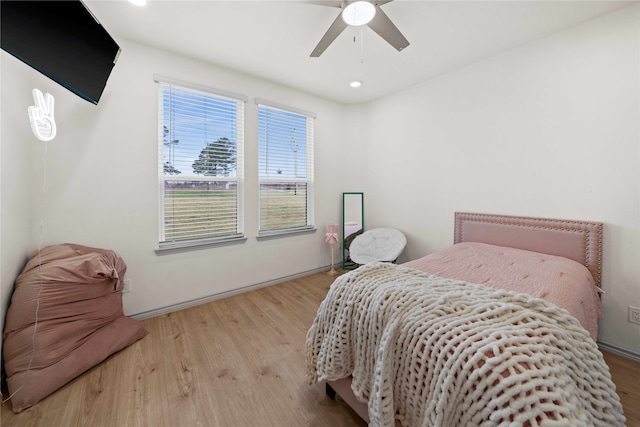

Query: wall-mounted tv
1;0;121;105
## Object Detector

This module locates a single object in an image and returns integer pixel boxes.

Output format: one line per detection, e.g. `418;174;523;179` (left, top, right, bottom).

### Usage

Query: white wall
348;4;639;354
0;39;348;321
0;54;41;354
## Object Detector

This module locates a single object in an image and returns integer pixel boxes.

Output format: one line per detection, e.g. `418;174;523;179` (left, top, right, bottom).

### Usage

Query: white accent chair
349;228;407;265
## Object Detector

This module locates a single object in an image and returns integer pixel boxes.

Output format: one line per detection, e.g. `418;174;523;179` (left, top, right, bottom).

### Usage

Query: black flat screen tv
1;0;121;104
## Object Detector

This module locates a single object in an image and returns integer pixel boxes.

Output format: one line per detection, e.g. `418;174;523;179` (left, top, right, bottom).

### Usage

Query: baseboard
130;265;332;321
597;340;640;363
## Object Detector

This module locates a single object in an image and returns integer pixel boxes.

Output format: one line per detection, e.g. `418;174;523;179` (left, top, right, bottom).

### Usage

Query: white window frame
256;98;316;238
155;75;247;254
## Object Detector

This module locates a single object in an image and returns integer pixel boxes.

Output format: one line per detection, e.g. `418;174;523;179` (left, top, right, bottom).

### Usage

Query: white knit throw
306;262;625;427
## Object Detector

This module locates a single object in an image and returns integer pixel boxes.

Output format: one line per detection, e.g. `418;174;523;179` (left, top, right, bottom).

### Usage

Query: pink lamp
325;223;340;276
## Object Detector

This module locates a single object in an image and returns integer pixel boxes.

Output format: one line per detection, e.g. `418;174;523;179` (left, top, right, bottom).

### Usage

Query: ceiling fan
310;0;409;57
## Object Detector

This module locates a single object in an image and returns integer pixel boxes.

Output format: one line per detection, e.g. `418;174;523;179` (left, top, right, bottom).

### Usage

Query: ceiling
85;0;633;104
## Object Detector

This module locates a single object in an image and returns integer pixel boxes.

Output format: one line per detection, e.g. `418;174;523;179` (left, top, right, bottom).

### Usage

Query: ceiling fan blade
310;13;349;57
367;5;409;52
302;0;343;7
374;0;394;6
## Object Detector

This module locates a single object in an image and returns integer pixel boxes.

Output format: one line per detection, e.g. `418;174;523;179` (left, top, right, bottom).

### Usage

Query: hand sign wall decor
28;89;57;142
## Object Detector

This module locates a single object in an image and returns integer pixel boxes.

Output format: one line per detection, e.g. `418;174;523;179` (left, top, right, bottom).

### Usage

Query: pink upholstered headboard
454;212;603;287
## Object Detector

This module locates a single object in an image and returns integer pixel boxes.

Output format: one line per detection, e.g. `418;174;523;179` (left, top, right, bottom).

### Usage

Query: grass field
259;184;307;230
163;184;307;241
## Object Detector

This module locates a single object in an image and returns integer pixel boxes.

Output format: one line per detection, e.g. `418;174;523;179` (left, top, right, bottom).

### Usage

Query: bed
306;212;625;426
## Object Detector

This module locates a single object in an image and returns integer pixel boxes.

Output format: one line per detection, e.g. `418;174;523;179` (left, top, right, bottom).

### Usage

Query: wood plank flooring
603;350;640;426
1;272;364;427
2;271;639;426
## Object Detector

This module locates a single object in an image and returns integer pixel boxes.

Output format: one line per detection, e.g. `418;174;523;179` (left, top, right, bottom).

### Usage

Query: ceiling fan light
342;1;376;27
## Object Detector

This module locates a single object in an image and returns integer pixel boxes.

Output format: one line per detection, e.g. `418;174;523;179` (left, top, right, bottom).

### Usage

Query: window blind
257;102;315;235
157;80;245;249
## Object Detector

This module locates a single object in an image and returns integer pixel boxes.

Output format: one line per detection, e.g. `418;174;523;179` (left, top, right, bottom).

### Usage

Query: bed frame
325;212;604;423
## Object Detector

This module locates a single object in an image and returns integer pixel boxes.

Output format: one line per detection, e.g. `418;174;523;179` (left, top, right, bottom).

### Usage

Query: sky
161;84;309;180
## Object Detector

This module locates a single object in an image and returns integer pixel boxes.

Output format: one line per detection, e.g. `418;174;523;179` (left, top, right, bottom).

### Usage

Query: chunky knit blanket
306;263;625;427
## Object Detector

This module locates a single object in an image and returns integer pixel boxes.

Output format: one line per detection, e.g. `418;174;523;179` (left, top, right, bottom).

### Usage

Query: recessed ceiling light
128;0;146;6
350;81;363;88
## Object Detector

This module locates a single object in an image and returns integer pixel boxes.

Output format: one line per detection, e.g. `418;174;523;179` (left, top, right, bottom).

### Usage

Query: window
257;99;315;236
156;76;246;252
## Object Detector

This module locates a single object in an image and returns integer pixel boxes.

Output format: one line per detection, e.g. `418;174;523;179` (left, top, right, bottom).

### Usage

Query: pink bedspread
403;242;602;340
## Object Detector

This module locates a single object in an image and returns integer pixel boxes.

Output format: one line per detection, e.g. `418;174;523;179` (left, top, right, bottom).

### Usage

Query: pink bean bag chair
2;243;148;413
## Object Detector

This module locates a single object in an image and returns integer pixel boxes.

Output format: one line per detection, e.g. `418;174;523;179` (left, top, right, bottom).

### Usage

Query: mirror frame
342;192;364;270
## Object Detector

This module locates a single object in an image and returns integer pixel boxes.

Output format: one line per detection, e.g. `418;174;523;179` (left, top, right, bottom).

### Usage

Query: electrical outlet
122;279;132;293
629;306;640;324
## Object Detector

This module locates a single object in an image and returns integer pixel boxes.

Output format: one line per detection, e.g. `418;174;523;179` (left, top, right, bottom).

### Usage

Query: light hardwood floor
603;350;640;426
2;272;639;426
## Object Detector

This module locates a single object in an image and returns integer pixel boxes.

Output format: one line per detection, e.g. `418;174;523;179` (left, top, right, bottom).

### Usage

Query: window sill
257;227;317;241
155;234;247;255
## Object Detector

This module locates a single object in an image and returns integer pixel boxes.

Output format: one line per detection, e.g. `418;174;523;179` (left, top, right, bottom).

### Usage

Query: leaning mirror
342;192;364;270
